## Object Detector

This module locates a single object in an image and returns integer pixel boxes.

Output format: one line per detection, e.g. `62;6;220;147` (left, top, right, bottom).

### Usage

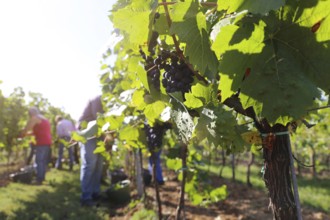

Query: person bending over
55;115;76;170
21;107;52;185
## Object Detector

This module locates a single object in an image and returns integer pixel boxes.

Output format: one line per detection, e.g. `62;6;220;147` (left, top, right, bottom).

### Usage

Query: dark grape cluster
161;60;194;93
144;122;172;151
139;48;195;94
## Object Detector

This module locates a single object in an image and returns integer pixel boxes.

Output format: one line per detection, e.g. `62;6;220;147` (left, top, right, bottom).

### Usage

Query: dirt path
110;170;329;220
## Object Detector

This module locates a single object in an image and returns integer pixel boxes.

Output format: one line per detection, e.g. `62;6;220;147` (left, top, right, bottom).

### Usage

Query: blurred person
145;121;172;186
149;150;164;185
20;107;52;185
55;115;76;171
77;95;105;207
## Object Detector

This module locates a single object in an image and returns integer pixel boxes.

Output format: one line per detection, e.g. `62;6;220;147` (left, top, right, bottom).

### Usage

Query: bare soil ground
110;169;330;220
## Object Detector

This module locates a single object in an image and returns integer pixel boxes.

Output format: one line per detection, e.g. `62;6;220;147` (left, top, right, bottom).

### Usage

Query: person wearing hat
21;107;52;185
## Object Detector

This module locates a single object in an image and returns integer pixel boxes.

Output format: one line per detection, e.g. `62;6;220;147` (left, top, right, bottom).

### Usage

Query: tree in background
0;87;28;163
0;87;73;165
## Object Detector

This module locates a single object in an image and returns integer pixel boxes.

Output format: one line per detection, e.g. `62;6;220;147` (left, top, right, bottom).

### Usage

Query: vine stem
146;64;158;73
161;0;209;85
287;135;302;220
307;105;330;112
162;0;180;53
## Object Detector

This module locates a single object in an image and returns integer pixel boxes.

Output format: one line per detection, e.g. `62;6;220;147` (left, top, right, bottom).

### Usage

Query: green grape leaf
132;89;147;110
170;0;218;78
111;0;156;50
218;74;233;102
184;83;217;109
128;56;149;92
217;0;285;15
105;115;125;131
167;146;181;159
184;93;203;109
166;158;182;171
283;0;330;92
210;185;227;203
120;80;134;91
210;10;248;43
213;1;330;124
195;105;246;150
171;97;195;144
71;131;86;144
143;101;166;125
212;19;265;100
191;193;204;206
119;126;140;143
153;10;170;35
94;143;106;154
195;108;217;142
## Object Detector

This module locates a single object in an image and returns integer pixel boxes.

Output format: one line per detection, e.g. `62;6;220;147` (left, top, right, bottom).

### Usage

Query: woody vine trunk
261;124;297;219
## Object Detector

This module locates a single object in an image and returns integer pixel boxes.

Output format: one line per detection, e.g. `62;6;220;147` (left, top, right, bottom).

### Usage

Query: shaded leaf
213;1;330;124
171;98;195;144
170;0;218;78
195;105;246;150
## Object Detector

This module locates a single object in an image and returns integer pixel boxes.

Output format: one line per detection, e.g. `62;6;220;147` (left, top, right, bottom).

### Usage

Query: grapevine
106;0;330;219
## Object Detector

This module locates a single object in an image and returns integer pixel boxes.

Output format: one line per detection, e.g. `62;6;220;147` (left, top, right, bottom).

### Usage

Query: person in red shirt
21;107;52;185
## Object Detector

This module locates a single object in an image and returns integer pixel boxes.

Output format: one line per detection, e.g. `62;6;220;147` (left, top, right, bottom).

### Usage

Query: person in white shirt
55;115;76;170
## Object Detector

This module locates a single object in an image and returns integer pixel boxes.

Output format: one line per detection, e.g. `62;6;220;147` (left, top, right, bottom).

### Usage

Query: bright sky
0;0;116;120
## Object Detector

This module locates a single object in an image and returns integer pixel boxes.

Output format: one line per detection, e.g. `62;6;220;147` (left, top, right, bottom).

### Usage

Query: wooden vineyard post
135;148;144;197
287;136;303;220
